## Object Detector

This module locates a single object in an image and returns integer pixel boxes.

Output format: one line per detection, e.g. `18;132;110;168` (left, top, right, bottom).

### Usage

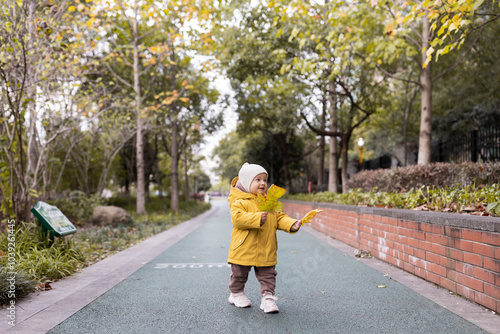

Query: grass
0;197;210;305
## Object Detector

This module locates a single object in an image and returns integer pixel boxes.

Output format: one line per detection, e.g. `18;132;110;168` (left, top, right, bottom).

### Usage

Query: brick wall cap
283;200;500;232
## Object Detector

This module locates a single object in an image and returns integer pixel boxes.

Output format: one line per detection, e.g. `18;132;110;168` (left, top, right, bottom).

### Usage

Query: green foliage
194;173;212;193
486;202;500;215
0;269;37;305
212;131;246;183
212;1;310;187
396;0;500;63
0;221;85;287
52;191;106;225
431;20;500;139
287;183;500;216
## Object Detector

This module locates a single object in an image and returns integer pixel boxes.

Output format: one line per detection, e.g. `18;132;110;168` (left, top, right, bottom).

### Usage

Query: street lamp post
358;138;364;168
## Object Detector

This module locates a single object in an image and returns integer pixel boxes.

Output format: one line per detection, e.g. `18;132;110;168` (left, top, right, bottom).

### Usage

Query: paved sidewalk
2;199;499;333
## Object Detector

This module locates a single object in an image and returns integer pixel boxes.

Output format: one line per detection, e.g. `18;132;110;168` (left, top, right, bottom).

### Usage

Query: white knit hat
238;162;268;192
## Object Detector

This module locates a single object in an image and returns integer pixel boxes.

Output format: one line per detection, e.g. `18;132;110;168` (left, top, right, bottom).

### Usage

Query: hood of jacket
228;177;257;207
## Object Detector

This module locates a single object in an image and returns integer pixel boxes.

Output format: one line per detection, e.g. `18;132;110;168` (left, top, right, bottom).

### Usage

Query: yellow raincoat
227;177;297;267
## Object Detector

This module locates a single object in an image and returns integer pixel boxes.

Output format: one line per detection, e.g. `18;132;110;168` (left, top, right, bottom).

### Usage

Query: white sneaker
260;294;279;313
228;292;251;308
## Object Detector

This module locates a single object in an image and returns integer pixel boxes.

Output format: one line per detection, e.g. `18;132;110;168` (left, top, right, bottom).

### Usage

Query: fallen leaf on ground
354;249;372;258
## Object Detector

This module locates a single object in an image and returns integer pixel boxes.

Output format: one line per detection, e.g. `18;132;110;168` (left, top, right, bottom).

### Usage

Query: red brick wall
283;200;500;313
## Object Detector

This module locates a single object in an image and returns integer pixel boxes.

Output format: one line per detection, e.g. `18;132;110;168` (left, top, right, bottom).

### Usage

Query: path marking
154;263;230;269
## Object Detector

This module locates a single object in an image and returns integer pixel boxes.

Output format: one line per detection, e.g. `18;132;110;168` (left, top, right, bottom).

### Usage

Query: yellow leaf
257;184;286;213
180;97;190;103
423;54;432;68
68;5;76;12
426;46;434;57
385;23;394;37
448;21;458;32
268;184;286;198
301;209;324;225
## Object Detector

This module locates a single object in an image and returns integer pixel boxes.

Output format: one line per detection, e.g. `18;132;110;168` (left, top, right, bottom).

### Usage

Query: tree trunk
19;0;39;221
170;118;179;211
318;93;326;188
328;133;339;193
184;152;190;202
340;137;349;193
133;2;146;214
328;82;339;193
144;172;150;203
284;160;292;193
418;14;433;165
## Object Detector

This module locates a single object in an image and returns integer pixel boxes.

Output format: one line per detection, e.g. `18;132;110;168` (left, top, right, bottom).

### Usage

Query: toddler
227;162;302;313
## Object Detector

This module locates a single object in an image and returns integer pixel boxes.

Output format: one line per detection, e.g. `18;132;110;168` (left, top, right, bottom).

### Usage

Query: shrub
52;191;106;225
347;162;500;192
287;183;500;216
0;221;86;282
0;269;37;305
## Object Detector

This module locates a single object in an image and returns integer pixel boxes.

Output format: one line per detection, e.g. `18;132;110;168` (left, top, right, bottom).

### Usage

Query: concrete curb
303;225;500;334
0;205;219;334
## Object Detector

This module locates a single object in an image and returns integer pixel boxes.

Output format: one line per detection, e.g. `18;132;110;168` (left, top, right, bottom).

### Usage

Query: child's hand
260;212;268;225
291;220;302;232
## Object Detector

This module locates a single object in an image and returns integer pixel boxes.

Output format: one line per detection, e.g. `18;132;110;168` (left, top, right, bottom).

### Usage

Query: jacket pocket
231;230;250;251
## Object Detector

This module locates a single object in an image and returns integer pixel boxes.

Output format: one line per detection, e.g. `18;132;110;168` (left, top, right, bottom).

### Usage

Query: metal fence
432;126;500;163
358;126;500;171
361;154;392;170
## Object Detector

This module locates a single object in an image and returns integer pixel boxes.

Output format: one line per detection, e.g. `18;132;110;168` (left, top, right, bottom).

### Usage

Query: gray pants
229;264;277;296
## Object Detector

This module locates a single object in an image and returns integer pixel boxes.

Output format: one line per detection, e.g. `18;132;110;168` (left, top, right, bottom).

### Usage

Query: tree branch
432;25;483;82
105;63;134;89
376;64;421;87
116;0;134;37
301;112;340;137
